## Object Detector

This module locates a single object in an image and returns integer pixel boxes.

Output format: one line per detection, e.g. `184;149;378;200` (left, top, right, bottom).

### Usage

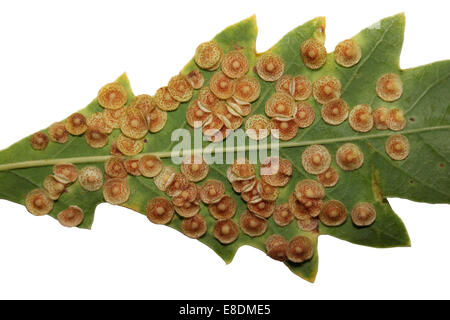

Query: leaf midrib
0;125;447;172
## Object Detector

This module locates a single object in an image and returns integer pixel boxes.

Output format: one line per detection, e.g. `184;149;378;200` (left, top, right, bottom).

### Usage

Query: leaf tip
316;16;326;27
241;14;258;40
116;72;129;83
313;16;326;43
221;249;239;265
315;17;327;39
286;262;318;283
115;72;134;97
400;234;412;248
302;270;318;283
396;12;406;22
392;12;406;32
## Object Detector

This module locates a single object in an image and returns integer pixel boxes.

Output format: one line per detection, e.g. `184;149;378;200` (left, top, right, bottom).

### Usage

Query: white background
0;0;448;299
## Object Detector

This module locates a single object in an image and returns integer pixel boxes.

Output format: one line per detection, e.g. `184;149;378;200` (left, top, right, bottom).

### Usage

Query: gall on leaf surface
0;14;449;283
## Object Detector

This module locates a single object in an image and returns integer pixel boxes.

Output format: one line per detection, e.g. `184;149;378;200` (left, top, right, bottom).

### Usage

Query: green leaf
0;14;448;283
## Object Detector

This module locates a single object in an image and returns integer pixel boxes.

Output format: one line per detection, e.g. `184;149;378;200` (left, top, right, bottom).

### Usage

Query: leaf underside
0;13;449;282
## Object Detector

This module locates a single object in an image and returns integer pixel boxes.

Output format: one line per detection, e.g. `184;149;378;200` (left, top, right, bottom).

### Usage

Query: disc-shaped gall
376;73;403;102
97;82;128;110
294;101;315;128
297;215;319;232
336;143;364;171
239;211;268;237
120;107;148;140
30;132;49;151
180;154;209;182
275;75;293;95
210;71;235;100
257;180;279;202
103;178;130;205
87;112;112;134
334;39;361;67
104;108;125;129
43;175;65;200
265;92;296;118
372;107;389;130
209;195;237;220
110;141;122;156
194;41;222;70
286;236;314;263
230;158;255;180
273;203;294;227
181;214;207;239
57;206;84;227
233;76;261;103
270;118;298;141
165;173;188;197
304;199;324;218
256;53;285;82
386;108;406;131
65;113;88;135
53;163;78;184
205;126;231;144
319;200;347;226
351;202;377;227
198;87;219;111
349;104;373;132
313;76;342;104
247;200;276;218
317;167;339;187
137;155;163;178
292;75;312;101
155;87;180;111
199;179;225;204
202;114;224;137
245;114;271;141
212;101;243;130
294;179;326;201
186;99;210;128
124;159;141;176
301;144;331;175
115;134;144;156
49;122;69;144
300;39;327;70
78;166;104;191
186;69;204;89
385;134;409;160
265;234;288;262
168;74;194;102
148;107;168;133
85;128;108;149
25;189;53;216
321;99;349;125
293;181;325;218
154;166;177;192
105;156;127;179
213;219;239;244
221;50;249;79
146;197;174;225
